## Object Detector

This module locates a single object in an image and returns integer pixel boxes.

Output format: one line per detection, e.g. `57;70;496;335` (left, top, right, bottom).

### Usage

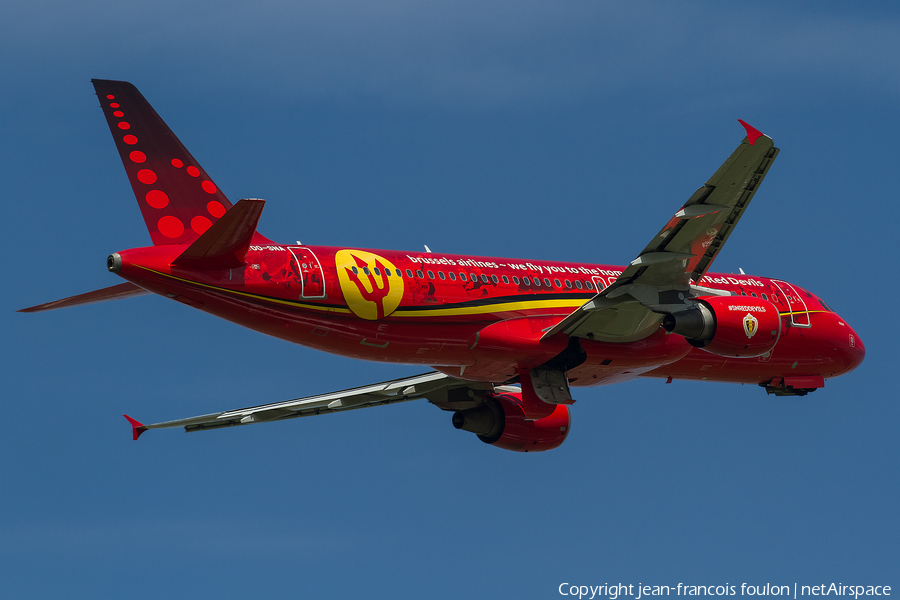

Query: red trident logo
336;249;404;320
345;254;391;319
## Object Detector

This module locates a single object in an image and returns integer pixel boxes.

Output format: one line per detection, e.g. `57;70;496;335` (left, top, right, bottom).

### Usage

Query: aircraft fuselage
110;243;865;391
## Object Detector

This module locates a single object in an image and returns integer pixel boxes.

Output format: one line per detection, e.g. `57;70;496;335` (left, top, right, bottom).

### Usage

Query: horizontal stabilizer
18;282;149;313
172;199;265;270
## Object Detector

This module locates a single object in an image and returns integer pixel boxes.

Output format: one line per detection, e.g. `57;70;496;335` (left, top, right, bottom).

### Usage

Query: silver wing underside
133;372;494;435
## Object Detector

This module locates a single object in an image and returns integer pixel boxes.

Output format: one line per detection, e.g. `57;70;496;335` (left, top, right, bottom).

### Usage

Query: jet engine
451;392;570;452
662;295;782;358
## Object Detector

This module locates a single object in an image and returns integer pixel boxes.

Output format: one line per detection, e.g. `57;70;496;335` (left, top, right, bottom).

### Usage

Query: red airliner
20;80;865;452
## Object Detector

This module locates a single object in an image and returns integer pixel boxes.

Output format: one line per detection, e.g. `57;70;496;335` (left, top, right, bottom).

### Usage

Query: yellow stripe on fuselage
137;266;352;314
137;266;584;319
392;298;583;317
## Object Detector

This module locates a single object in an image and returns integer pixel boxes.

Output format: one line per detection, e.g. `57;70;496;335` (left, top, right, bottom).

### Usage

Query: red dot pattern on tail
96;80;249;246
191;216;212;234
207;201;226;218
158;215;184;238
146;190;169;209
136;169;157;184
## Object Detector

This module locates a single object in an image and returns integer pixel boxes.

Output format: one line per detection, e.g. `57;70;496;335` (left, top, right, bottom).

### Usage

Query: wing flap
619;126;778;290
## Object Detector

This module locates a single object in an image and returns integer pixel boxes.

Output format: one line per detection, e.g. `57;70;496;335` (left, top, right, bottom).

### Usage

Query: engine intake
663;295;782;358
452;393;570;452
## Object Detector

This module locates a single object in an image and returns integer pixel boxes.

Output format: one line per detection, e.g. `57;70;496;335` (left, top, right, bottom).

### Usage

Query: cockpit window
819;298;835;312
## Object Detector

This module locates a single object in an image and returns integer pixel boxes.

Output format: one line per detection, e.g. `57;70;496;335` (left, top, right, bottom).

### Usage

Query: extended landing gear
761;376;824;396
518;336;585;412
528;367;573;404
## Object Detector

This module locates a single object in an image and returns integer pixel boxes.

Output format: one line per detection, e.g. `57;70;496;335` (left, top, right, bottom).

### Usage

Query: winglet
737;119;764;146
124;415;148;441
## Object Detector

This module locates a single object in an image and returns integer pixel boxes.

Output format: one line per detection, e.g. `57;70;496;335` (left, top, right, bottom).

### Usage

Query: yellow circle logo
335;249;404;320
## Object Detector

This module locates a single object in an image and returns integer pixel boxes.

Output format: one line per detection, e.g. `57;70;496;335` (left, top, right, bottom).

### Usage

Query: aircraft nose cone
849;328;865;369
832;316;865;375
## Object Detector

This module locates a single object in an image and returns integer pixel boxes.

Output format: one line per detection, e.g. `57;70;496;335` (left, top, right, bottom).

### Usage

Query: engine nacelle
451;392;571;452
662;295;782;358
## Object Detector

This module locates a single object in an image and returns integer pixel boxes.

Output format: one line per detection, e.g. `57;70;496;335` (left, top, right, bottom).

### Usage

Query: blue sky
3;1;897;598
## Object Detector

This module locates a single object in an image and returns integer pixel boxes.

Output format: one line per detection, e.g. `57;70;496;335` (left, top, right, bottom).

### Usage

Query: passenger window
481;275;489;283
554;279;561;287
351;266;359;275
406;269;413;277
565;280;572;288
438;271;446;280
363;267;370;275
374;267;381;276
396;269;402;277
449;272;456;281
575;280;583;289
534;278;541;287
460;273;467;281
385;268;391;277
523;277;531;285
751;292;757;297
586;281;594;290
513;276;520;285
502;275;509;284
427;271;435;279
416;270;424;278
544;278;552;287
491;275;499;284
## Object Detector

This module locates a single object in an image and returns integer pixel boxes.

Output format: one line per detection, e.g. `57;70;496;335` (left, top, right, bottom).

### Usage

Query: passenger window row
348;265;600;291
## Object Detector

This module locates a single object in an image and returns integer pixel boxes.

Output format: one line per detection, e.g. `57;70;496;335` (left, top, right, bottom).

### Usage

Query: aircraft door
771;280;810;327
591;276;608;292
288;247;326;299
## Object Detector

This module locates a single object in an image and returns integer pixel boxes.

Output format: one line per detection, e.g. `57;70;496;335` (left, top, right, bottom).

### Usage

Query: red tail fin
91;79;272;246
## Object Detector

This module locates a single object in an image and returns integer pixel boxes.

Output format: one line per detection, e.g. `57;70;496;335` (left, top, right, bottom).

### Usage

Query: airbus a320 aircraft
20;80;865;452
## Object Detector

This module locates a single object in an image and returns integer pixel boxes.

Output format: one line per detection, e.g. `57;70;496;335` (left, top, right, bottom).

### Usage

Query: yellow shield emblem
335;249;404;320
743;313;759;339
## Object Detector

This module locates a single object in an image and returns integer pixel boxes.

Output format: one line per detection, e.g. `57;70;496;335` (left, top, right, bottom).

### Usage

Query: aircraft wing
124;371;489;439
544;121;779;343
18;282;149;313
